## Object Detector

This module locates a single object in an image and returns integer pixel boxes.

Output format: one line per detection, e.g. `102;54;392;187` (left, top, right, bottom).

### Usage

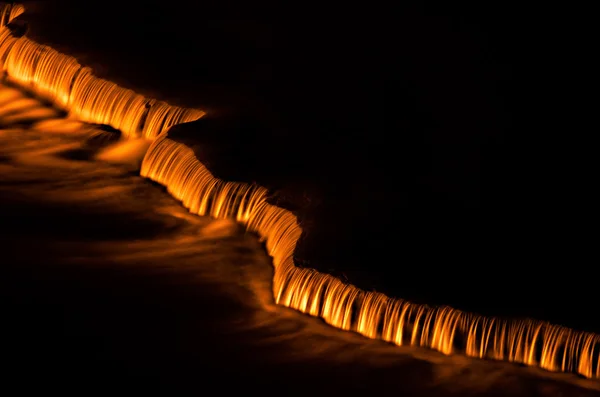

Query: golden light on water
0;8;204;138
0;3;23;27
141;137;600;379
2;3;599;380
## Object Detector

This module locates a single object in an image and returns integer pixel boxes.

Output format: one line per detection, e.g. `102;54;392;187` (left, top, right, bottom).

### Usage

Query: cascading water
2;2;599;380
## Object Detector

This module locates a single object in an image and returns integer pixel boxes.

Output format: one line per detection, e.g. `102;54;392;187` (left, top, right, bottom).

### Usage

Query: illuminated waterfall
0;10;204;138
0;3;24;27
2;3;599;379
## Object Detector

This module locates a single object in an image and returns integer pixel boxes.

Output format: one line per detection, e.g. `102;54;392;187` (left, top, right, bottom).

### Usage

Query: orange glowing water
0;4;23;27
0;7;204;138
2;3;599;379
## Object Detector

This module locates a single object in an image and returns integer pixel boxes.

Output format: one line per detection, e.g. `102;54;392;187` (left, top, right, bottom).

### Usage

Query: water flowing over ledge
2;3;599;380
0;5;204;138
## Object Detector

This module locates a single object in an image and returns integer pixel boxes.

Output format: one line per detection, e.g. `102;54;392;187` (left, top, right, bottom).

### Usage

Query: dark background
18;2;595;331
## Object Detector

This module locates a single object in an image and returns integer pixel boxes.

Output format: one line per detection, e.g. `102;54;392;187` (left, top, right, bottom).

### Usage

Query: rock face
5;20;26;37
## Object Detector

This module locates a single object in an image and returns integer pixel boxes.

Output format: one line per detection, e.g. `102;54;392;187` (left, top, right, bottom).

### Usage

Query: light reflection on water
1;85;599;396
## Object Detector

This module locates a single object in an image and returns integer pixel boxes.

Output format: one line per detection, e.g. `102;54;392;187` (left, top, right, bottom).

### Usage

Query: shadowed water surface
1;86;599;396
15;2;596;336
